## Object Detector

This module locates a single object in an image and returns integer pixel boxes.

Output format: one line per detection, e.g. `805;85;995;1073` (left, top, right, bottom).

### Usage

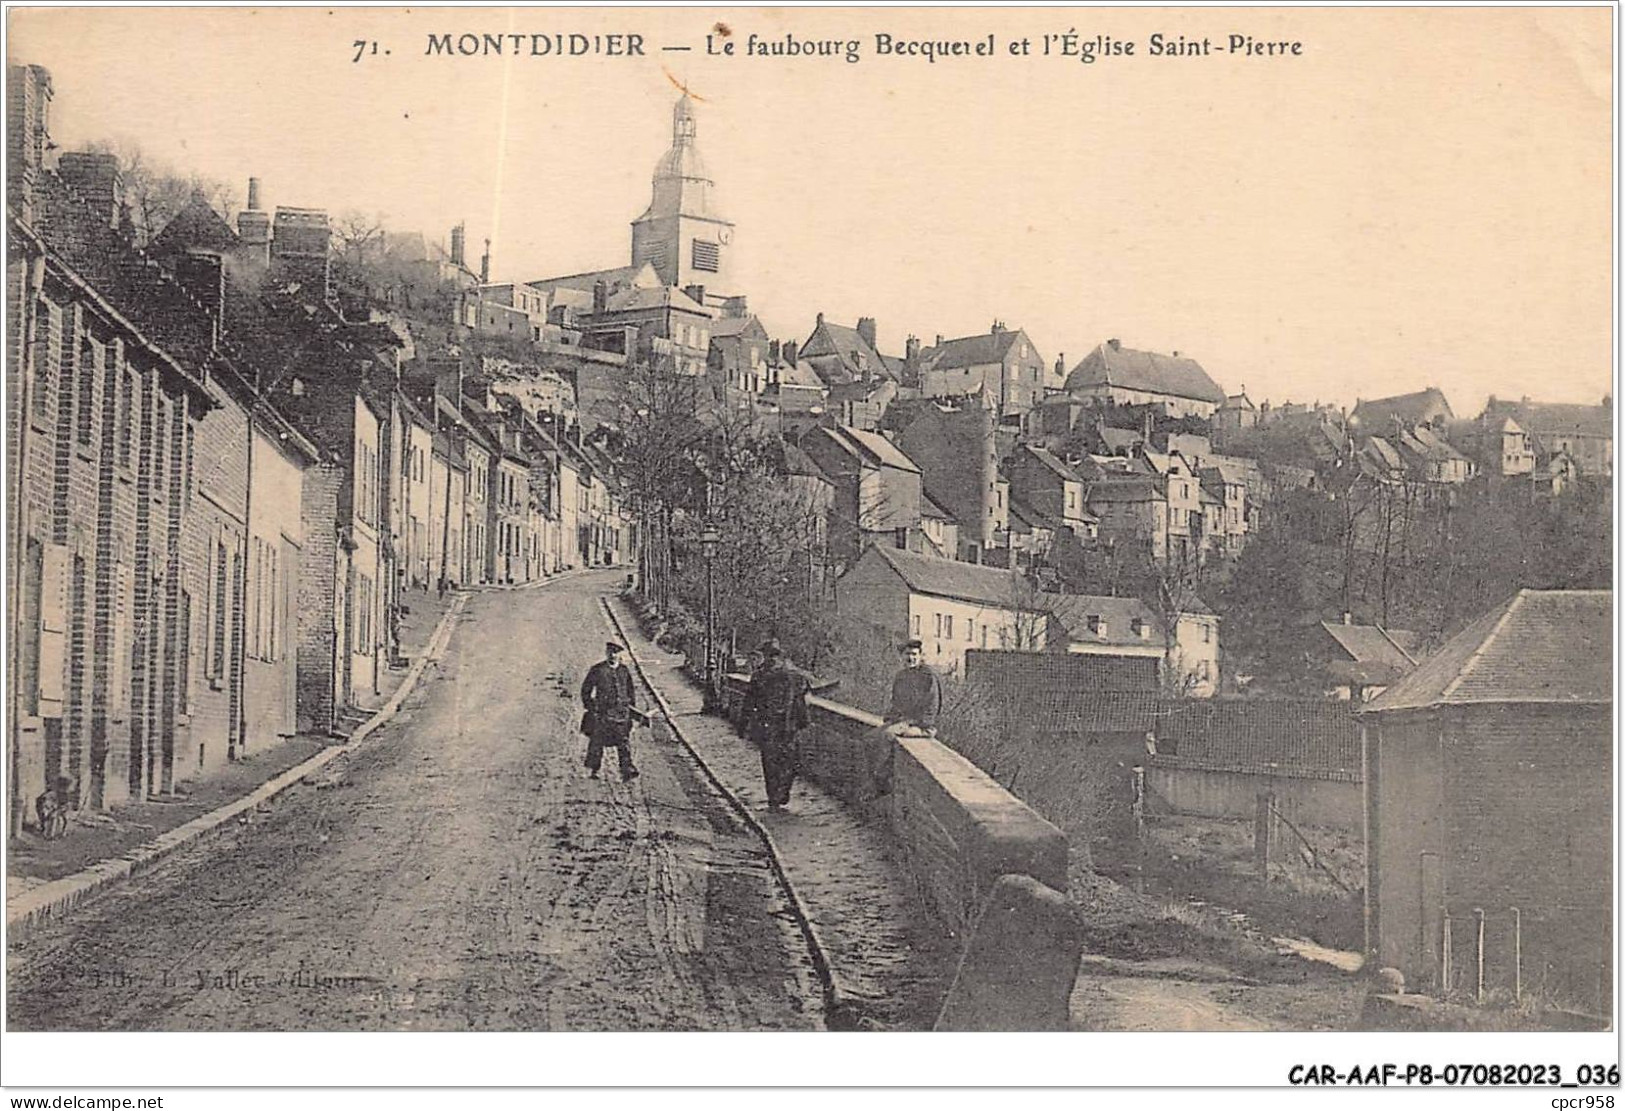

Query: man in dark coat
580;641;643;782
884;639;943;736
743;638;811;811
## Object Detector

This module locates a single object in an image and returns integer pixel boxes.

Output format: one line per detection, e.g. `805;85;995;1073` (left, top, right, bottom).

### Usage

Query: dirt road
7;572;820;1031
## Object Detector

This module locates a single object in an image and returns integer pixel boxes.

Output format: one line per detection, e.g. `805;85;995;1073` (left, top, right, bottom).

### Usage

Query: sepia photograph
1;2;1617;1097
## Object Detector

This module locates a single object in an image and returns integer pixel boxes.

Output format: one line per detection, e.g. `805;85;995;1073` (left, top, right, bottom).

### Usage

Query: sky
9;6;1615;415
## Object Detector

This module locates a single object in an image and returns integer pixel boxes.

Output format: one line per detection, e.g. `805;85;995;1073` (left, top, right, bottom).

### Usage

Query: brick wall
184;385;249;781
1369;712;1443;981
1367;703;1612;1010
1441;704;1611;1008
297;464;342;733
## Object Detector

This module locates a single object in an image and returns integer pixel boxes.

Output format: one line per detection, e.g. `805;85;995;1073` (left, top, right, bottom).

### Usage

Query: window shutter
38;541;70;710
111;562;133;720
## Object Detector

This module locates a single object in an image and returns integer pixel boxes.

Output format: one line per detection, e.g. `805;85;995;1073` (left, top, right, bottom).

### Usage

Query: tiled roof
1500;401;1613;439
603;283;711;316
801;319;902;386
1029;690;1168;734
1362;436;1404;470
771;359;826;391
1361;590;1612;713
865;544;1032;609
1019;444;1082;483
816;425;920;473
1066;342;1226;405
523;264;652;295
1320;621;1416;683
707;314;758;339
920;490;957;521
1351;386;1454;429
33;172;219;390
1097;426;1144;452
781;441;829;481
963;647;1161;694
921;329;1024;371
1087;477;1162;504
1158;699;1361;779
1050;595;1166;648
150;192;240;255
1399;424;1471;464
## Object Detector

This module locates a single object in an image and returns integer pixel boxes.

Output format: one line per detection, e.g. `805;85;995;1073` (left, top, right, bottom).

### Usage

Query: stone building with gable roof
1357;589;1612;1006
1063;338;1226;420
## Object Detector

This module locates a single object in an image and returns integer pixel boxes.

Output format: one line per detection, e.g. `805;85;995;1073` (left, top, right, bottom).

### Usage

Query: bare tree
84;138;239;246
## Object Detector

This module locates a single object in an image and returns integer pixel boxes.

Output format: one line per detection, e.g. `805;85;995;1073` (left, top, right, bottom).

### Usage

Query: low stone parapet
934;874;1084;1031
722;672;1070;941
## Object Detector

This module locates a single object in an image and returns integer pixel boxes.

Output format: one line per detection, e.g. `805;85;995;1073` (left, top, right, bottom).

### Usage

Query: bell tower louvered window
691;239;719;273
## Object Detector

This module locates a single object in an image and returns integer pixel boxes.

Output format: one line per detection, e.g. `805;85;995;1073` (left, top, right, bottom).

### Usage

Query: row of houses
833;542;1221;695
5;64;629;831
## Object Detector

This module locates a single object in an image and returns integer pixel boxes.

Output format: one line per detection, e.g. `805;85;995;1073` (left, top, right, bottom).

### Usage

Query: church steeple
631;91;735;297
673;93;696;143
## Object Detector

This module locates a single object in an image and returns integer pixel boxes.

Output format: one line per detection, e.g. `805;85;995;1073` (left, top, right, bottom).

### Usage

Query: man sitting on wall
884;639;943;737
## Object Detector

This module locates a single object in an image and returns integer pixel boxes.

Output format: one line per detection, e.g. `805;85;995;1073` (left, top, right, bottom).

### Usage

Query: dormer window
1131;618;1149;640
291;378;306;397
1087;615;1107;637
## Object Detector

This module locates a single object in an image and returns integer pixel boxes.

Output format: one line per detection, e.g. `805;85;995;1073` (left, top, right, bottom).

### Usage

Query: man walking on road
884;639;943;736
743;639;811;812
580;642;643;782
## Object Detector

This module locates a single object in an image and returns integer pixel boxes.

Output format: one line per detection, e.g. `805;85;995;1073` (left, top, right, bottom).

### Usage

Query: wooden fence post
1253;792;1274;878
1473;907;1485;1004
1510;906;1521;1004
1441;908;1453;997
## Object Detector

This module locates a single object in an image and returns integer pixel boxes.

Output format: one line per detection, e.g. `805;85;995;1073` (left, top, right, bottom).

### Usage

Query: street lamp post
700;524;721;711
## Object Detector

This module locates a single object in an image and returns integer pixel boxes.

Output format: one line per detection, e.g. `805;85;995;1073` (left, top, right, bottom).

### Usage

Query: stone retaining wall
723;674;1071;943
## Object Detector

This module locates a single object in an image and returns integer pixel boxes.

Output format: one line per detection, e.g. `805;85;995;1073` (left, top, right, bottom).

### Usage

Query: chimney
57;151;124;229
1342;611;1352;626
235;177;271;263
1055;354;1066;378
433;356;464;411
895;526;909;550
7;65;53;225
991;320;1006;334
857;317;877;351
782;339;798;365
592;280;608;316
768;339;781;363
450;223;466;268
480;238;491;284
269;206;333;303
905;335;921;365
816;311;824;326
935;334;944;348
1108;337;1121;351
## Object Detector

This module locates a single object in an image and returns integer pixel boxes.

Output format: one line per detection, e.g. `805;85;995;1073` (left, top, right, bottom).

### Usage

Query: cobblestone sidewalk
607;595;957;1031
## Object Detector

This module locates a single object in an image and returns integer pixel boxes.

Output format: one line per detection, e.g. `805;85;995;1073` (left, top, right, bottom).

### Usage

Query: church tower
631;93;736;300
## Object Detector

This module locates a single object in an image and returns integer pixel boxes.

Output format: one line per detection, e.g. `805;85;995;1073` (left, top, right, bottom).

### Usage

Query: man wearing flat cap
742;638;811;811
885;639;943;736
580;641;644;782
